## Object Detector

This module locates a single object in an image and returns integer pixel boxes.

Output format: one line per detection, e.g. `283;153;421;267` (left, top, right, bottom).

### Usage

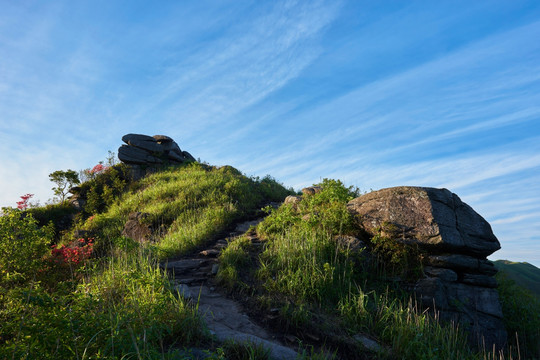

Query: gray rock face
347;186;506;349
347;186;500;257
118;133;195;166
302;186;322;195
122;212;155;242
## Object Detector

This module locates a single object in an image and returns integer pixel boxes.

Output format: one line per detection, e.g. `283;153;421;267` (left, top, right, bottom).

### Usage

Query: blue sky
1;0;539;266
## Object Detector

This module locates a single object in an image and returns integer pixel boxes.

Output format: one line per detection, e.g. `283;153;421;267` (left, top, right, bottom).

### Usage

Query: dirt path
162;219;298;360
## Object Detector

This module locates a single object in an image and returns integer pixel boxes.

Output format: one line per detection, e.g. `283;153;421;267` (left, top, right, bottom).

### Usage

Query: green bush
78;163;129;215
26;202;77;241
0;208;54;284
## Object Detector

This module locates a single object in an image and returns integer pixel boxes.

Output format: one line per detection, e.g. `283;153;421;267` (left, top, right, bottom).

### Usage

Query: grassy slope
0;162;293;359
85;163;292;258
494;260;540;298
219;180;540;360
219;180;477;360
3;162;539;359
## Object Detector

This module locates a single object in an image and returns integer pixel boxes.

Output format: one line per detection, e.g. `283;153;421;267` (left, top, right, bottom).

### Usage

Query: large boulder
118;144;164;165
346;186;500;257
347;186;506;349
118;133;195;167
122;134;164;153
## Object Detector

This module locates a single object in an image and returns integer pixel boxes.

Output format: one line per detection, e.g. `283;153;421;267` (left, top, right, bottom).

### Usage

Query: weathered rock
347;186;501;257
164;259;209;274
334;235;366;252
182;151;196;162
302;186;322;195
68;195;86;211
424;266;458;282
122;133;164;153
118;134;195;167
426;254;498;276
118;145;163;165
353;334;381;352
426;254;481;272
193;285;298;359
167;149;186;162
122;212;154;242
461;273;498;288
415;274;506;348
284;195;301;206
348;186;505;349
174;284;192;299
152;135;174;143
235;219;263;233
200;249;220;257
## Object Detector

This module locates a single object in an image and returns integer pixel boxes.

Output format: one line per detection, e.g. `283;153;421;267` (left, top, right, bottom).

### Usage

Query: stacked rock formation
118;134;195;165
347;186;506;349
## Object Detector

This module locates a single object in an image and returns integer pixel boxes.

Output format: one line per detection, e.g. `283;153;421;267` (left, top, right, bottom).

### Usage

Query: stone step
200;249;221;257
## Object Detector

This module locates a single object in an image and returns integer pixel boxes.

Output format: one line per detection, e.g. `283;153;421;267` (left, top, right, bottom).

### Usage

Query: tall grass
218;179;484;358
1;162;293;359
0;248;204;359
85;163;292;258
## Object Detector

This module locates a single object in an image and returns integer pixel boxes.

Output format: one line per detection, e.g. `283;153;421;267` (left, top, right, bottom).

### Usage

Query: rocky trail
161;218;298;360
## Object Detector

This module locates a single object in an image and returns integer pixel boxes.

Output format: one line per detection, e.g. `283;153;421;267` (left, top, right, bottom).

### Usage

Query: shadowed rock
347;186;506;349
118;133;194;166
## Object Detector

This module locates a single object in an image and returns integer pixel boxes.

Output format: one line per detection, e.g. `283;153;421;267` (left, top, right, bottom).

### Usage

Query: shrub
78;163;129;215
0;208;54;284
26;202;77;241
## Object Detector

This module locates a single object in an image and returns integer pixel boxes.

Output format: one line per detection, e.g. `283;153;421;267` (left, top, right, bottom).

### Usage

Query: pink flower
89;164;110;174
16;193;34;210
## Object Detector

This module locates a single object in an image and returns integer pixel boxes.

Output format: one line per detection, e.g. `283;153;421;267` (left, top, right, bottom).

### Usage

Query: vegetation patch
83;162;292;258
219;179;483;359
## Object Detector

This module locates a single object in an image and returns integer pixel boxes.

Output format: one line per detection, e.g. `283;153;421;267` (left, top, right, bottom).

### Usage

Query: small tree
49;169;80;203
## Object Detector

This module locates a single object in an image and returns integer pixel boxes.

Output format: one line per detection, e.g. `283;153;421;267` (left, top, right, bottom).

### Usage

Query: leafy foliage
0;208;54;284
49;169;80;203
77;163;130;216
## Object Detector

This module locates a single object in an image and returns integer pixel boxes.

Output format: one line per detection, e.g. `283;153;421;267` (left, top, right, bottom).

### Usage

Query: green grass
85;163;292;258
1;162;292;359
218;179;503;359
4;163;540;359
0;249;204;359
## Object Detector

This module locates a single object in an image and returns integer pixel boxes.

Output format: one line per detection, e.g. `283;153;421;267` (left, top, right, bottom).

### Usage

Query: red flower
89;164;110;174
16;193;34;210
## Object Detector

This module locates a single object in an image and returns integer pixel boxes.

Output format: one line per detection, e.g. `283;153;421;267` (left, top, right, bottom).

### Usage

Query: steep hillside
2;160;539;359
80;162;292;258
494;260;540;298
0;162;295;359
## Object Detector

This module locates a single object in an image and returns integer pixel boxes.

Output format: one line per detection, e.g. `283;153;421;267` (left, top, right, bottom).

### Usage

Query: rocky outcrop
118;134;195;166
122;212;160;242
347;186;506;349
